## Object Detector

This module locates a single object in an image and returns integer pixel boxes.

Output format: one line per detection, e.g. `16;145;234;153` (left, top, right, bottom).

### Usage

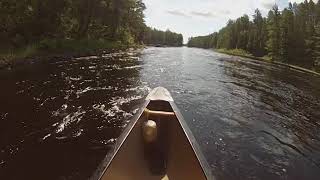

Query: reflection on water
0;47;320;180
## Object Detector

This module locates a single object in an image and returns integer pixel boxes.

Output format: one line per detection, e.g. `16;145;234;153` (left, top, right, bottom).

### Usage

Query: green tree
316;0;320;23
279;7;294;62
311;24;320;66
251;9;267;56
267;5;281;61
0;0;155;50
187;0;320;70
144;28;183;47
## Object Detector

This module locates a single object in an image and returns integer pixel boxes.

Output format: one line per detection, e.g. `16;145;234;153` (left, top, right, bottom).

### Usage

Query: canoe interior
91;88;213;180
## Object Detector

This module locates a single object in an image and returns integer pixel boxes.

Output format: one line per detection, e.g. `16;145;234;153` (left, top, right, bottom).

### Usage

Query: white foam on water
78;87;92;94
76;86;112;96
103;64;122;70
111;64;122;70
126;52;135;56
0;113;8;121
43;80;51;85
124;85;151;93
101;138;117;145
62;104;68;110
42;133;51;140
52;122;59;127
93;103;132;120
102;54;113;58
124;65;143;69
16;90;25;94
40;97;57;107
72;129;83;137
69;76;82;81
55;110;86;133
219;117;241;126
129;57;139;60
8;146;19;155
110;95;142;106
76;56;99;60
132;108;139;114
55;136;68;140
0;160;5;166
92;95;142;121
93;104;116;117
33;97;41;101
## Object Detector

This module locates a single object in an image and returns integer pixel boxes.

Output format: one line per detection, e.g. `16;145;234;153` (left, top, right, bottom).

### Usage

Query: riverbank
0;39;142;70
215;48;320;76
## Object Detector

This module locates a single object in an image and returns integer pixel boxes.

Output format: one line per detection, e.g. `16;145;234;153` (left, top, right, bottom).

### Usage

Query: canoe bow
91;87;214;180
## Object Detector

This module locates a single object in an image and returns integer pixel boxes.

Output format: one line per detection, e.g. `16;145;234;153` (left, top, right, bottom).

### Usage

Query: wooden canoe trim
144;108;175;118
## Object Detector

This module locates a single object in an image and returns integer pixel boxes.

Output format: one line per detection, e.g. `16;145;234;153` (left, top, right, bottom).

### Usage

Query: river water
0;47;320;180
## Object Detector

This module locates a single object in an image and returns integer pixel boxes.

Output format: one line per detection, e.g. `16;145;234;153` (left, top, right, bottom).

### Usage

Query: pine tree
267;5;281;61
303;0;318;67
280;8;294;62
311;23;320;67
252;9;267;56
186;0;320;70
316;0;320;23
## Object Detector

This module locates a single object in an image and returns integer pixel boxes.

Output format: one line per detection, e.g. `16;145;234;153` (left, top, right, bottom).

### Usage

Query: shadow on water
0;47;320;180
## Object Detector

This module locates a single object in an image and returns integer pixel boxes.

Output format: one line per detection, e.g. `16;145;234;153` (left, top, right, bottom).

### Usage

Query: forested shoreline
144;27;183;47
0;0;182;66
188;0;320;71
0;0;146;51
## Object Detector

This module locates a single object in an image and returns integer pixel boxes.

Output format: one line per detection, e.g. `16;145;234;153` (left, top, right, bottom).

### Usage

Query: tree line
188;0;320;69
0;0;149;49
0;0;183;54
143;27;183;46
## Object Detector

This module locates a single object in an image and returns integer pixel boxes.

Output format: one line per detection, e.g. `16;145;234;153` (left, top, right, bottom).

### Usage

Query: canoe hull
91;87;213;180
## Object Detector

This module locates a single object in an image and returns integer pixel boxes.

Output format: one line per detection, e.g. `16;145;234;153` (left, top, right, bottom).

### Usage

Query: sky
143;0;317;43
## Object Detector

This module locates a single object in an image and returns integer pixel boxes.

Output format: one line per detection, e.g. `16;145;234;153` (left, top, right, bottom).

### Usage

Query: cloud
288;0;304;3
189;10;230;18
190;11;216;18
260;0;276;9
219;10;231;15
166;10;190;17
289;0;318;4
144;0;302;43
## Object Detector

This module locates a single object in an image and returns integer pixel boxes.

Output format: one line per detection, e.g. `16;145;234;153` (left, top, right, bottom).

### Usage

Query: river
0;47;320;180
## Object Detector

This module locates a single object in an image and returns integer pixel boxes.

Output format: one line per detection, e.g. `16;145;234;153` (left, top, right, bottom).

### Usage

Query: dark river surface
0;47;320;180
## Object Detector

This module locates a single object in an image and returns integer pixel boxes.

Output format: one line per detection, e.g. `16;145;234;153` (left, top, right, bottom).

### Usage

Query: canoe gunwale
90;100;150;180
169;102;214;180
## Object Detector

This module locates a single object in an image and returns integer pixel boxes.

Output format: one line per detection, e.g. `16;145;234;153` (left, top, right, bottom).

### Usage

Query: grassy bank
215;49;270;61
0;39;140;69
215;48;320;75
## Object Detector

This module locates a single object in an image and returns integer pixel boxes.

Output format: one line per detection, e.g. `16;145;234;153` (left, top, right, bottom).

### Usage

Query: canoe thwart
144;108;175;118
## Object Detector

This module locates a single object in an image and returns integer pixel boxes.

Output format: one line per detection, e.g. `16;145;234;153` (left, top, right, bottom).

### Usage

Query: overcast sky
143;0;316;43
